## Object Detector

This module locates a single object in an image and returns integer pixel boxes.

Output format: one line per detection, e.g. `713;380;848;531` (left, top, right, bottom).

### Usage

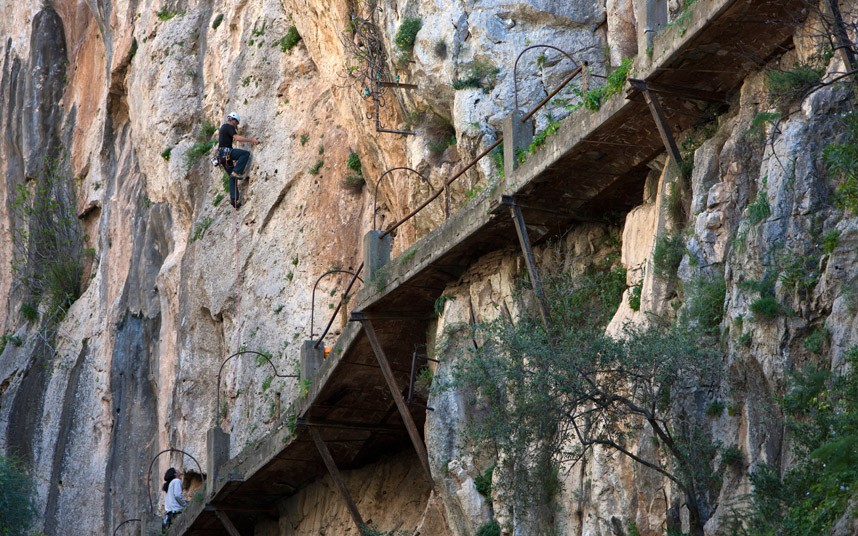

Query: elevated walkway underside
173;0;805;533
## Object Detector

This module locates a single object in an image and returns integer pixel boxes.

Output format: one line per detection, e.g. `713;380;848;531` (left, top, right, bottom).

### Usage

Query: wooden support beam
213;510;241;536
353;314;433;480
626;80;727;103
503;197;553;331
298;417;408;434
308;427;366;531
628;79;683;166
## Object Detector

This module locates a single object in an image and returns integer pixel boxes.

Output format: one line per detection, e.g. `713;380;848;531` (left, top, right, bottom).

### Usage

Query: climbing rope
227;199;243;419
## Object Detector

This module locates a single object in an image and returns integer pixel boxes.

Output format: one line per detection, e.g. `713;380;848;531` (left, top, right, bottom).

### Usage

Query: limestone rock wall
1;0;855;534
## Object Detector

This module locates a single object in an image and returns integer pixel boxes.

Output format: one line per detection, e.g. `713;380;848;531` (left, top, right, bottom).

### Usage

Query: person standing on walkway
162;467;187;529
217;112;260;208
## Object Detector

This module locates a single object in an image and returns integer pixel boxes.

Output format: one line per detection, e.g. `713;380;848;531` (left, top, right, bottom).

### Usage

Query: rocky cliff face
1;0;856;534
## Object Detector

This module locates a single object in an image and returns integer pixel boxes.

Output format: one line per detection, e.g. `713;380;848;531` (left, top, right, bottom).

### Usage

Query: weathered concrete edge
353;189;498;312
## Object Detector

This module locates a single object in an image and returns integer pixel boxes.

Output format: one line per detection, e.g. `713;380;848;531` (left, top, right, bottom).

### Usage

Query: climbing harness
214;147;235;173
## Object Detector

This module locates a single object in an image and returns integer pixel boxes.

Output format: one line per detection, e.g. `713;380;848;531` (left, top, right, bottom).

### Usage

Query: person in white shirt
162;467;187;529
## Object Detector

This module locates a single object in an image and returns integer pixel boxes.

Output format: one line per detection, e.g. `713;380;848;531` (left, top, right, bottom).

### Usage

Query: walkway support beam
214;510;241;536
352;312;432;480
502;196;553;331
629;79;683;166
308;427;366;531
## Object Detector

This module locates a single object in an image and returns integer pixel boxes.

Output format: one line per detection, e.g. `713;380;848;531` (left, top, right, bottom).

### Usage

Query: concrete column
637;0;668;55
502;110;534;181
363;230;391;283
206;426;230;498
301;340;325;382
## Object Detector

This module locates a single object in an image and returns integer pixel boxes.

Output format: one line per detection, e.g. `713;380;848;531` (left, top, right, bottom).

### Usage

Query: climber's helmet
227;112;240;124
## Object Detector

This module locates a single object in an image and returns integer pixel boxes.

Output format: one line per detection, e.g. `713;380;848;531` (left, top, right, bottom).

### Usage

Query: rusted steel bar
112;519;140;536
628;79;683;166
353;313;433;479
513;44;582;114
504;196;553;330
520;65;584;123
314;262;365;348
380;137;503;238
379;81;419;89
214;510;242;536
146;449;205;515
215;350;298;425
310;269;364;338
308;427;366;530
373;167;435;230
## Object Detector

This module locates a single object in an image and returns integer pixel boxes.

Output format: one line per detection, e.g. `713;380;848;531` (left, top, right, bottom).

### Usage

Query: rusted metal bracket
309;426;366;531
351;312;433;480
627;79;683;166
501;196;553;331
214;510;242;536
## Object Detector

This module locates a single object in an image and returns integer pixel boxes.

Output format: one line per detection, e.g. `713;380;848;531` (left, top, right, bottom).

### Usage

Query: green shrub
684;276;726;333
474;465;493;497
822;229;840;255
628;282;642;311
275;26;302;52
347;152;363;175
803;327;828;354
825;111;858;215
184;122;218;169
750;295;781;319
0;333;23;354
191;217;213;242
652;233;684;278
212;193;224;206
744;349;858;534
452;59;499;91
11;154;85;320
747;111;781;140
581;57;633;111
21;303;38;322
156;7;182;21
308;160;324;175
475;520;500;536
721;445;744;469
394;18;422;51
0;455;37;535
161;147;172;161
211;14;224;29
765;64;823;105
706;399;725;417
299;133;309;146
747;181;771;225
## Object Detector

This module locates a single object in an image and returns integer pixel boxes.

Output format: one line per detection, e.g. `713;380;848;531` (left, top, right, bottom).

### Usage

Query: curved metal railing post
310;269;364;339
314;262;364;349
146;448;205;515
215;350;299;426
112;518;141;536
513;44;582;116
372;167;435;230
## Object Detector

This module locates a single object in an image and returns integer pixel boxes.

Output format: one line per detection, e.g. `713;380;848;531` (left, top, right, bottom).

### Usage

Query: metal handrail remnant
146;449;205;515
373;167;447;230
513;44;585;120
310;269;364;338
112;518;141;536
314;262;365;349
215;350;298;424
380;137;503;238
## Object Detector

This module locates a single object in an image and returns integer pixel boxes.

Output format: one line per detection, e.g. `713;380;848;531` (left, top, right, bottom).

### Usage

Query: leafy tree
449;267;722;535
0;455;37;535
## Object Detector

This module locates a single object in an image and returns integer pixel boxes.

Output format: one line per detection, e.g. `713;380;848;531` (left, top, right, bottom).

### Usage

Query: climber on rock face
217;112;260;208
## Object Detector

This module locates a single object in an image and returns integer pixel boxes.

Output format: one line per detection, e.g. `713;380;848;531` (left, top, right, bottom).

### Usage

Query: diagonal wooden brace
502;196;553;331
214;510;242;536
628;78;683;166
308;427;366;531
352;313;433;480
